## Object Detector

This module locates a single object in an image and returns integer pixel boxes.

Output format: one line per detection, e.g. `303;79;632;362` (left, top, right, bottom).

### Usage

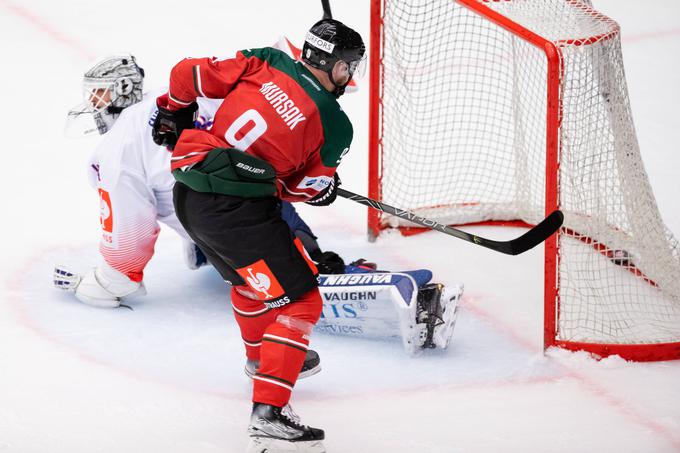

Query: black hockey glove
306;173;340;207
310;249;346;274
151;94;198;150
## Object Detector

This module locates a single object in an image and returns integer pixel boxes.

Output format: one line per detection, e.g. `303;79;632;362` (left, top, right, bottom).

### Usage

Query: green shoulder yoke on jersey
241;47;353;168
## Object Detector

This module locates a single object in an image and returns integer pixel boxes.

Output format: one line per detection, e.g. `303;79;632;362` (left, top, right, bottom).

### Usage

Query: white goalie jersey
88;91;221;282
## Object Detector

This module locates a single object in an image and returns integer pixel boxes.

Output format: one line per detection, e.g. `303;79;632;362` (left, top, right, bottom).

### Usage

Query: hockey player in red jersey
152;19;365;452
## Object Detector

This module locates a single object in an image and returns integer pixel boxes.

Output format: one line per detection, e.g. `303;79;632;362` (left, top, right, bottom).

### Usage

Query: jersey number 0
224;109;267;151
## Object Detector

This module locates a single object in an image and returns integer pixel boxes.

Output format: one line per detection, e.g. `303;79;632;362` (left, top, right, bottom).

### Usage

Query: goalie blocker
315;264;462;354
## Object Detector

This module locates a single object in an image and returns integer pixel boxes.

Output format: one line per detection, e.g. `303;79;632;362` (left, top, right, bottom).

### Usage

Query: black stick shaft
321;0;333;18
336;188;563;255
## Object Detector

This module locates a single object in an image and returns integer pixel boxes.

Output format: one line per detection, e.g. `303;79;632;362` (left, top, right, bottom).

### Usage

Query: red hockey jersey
163;47;354;202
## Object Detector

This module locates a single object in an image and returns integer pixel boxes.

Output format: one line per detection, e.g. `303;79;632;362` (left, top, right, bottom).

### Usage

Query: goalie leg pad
53;263;146;308
316;273;463;354
316;272;423;354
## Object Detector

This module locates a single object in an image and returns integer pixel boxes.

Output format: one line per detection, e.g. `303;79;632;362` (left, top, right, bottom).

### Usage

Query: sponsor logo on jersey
91;164;101;182
297;175;332;191
195;115;214;130
259;82;306;130
263;296;291;309
98;189;113;233
98;188;114;246
321;274;393;286
305;32;335;53
236;260;285;301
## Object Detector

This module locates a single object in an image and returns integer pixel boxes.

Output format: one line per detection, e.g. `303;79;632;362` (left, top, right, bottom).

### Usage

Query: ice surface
0;0;678;452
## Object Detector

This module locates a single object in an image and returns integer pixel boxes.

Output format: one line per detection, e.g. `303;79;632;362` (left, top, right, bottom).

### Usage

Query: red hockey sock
230;286;277;360
252;288;322;407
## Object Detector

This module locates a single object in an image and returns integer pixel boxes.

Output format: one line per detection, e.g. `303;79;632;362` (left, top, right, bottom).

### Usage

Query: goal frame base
550;340;680;362
368;0;680;361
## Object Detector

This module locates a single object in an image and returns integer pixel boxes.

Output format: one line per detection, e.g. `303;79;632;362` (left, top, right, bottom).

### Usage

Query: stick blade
506;210;564;255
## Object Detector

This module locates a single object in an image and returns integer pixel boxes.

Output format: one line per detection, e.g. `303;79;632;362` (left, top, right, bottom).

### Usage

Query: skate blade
298;365;321;380
247;436;326;453
245;365;321;380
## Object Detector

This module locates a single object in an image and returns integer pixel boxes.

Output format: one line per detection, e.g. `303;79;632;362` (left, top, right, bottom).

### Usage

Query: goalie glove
53;263;146;308
53;266;82;291
310;249;346;274
182;240;209;270
151;93;198;150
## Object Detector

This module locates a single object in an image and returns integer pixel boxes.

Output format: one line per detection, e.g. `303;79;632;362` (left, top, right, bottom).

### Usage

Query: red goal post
367;0;680;361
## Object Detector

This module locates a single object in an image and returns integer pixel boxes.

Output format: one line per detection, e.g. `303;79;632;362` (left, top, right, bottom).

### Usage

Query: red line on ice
0;0;96;61
461;294;680;450
4;245;245;402
625;27;680;44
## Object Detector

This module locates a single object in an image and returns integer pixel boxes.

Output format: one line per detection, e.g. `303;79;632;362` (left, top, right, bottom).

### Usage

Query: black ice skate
247;403;325;453
245;349;321;380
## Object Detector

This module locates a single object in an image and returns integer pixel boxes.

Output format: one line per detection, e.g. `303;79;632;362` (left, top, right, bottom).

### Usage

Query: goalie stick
337;188;564;255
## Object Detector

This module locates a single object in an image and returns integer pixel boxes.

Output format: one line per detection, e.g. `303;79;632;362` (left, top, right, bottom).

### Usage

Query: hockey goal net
368;0;680;361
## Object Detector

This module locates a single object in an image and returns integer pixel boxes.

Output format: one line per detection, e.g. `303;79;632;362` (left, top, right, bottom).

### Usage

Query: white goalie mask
66;54;144;136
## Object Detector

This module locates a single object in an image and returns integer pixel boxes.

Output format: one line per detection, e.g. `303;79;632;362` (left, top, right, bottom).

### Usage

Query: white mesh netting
376;0;680;345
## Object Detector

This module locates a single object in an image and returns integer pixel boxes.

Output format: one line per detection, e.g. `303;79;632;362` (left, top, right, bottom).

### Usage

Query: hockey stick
337;188;564;255
321;0;333;19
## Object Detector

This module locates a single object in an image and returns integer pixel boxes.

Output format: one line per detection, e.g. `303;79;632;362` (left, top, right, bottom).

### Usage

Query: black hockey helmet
302;19;366;97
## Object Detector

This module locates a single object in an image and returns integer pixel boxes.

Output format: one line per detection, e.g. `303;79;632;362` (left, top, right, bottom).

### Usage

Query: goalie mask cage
367;0;680;361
